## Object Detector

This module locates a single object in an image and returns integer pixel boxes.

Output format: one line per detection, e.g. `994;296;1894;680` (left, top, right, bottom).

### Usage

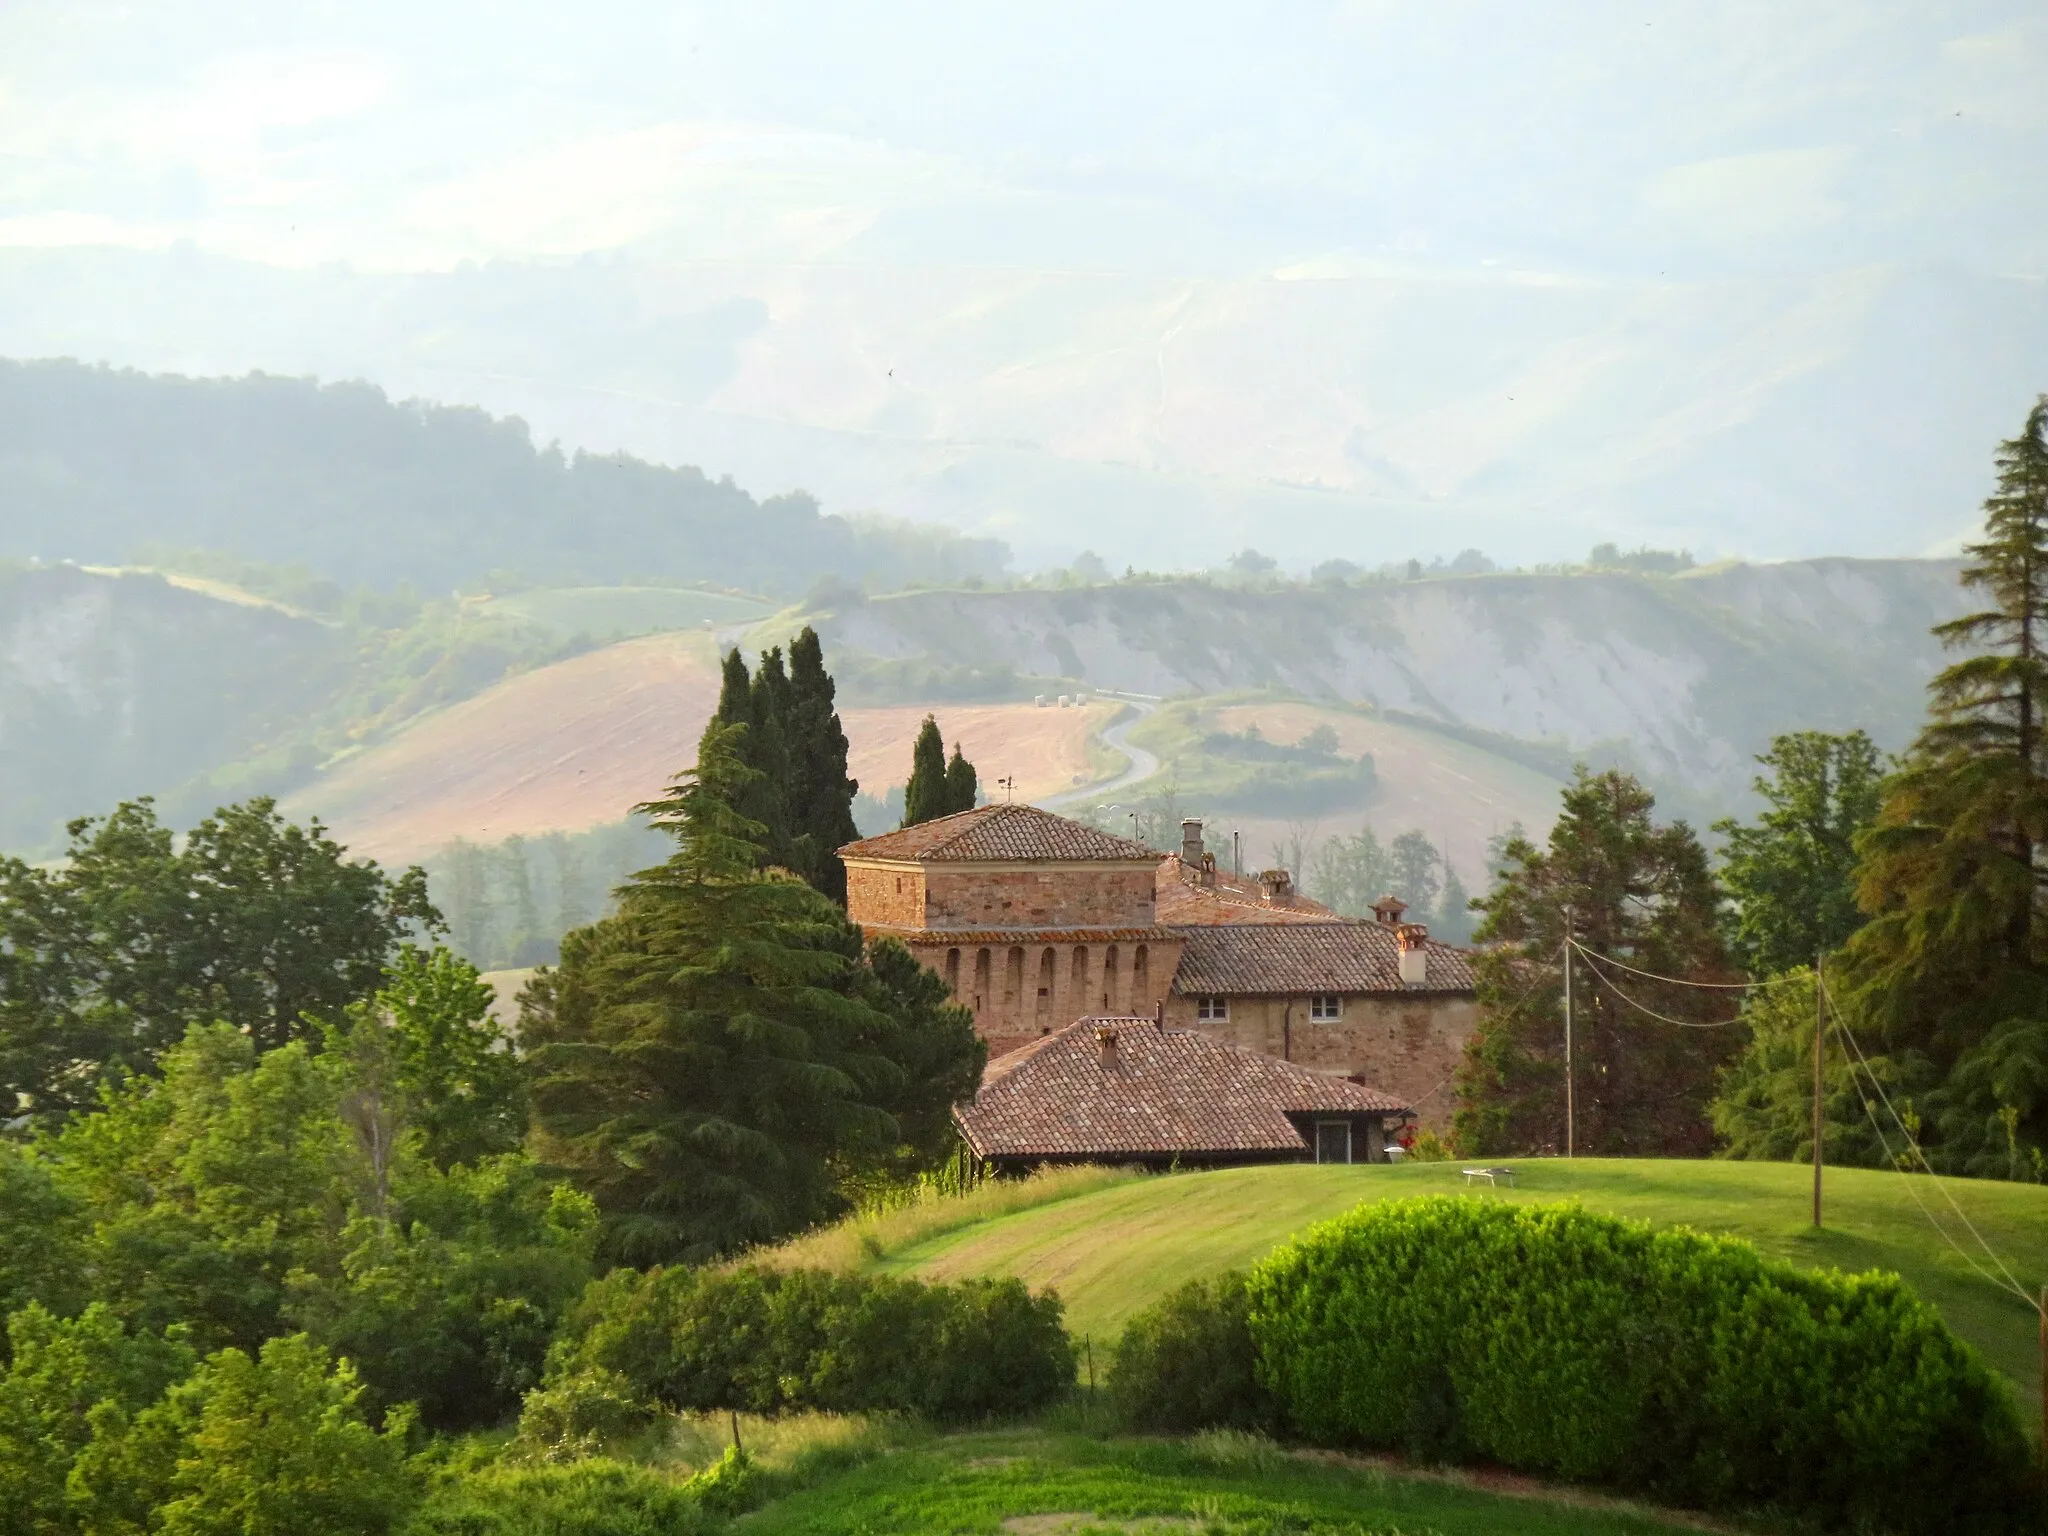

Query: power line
1818;975;2035;1307
1567;942;1746;1027
1565;942;1808;992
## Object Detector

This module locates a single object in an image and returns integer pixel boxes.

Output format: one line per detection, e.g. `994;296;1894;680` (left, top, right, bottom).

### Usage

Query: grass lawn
859;1159;2048;1422
735;1425;1718;1535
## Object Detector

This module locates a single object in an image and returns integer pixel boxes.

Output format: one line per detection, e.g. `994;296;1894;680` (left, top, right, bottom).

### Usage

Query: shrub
513;1367;656;1462
1247;1197;2038;1534
549;1265;1073;1421
407;1458;716;1536
1108;1271;1273;1433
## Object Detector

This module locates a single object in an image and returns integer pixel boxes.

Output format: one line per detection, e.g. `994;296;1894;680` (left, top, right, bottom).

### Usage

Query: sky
3;2;2045;570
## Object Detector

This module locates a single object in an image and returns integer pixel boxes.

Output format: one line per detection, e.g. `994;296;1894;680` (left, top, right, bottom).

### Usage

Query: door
1314;1120;1352;1165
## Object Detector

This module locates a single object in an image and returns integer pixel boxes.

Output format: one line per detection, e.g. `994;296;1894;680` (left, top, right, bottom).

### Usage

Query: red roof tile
1154;857;1345;926
955;1016;1408;1161
840;804;1159;864
1169;922;1475;995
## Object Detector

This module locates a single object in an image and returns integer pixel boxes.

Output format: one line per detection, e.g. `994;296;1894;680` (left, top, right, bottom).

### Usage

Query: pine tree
526;721;982;1262
944;743;979;814
785;627;861;904
901;716;951;827
1838;396;2048;1173
1455;768;1739;1157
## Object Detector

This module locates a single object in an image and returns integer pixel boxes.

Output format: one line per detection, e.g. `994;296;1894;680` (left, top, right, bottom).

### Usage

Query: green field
842;1159;2048;1422
478;585;770;639
736;1425;1707;1535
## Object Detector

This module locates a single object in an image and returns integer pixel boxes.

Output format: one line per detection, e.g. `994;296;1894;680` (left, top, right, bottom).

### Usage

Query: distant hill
0;562;347;849
0;359;1009;597
810;558;1970;821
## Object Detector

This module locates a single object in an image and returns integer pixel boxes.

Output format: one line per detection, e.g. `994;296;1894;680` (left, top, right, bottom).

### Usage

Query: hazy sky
4;2;2045;568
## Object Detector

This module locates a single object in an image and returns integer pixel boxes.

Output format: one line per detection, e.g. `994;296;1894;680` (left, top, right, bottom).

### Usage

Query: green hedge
548;1265;1073;1421
1244;1197;2036;1533
1107;1271;1271;1433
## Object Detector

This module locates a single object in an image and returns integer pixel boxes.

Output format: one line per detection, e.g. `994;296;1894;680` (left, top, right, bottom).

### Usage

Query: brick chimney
1095;1024;1120;1069
1395;923;1429;984
1371;894;1408;926
1258;868;1293;905
1180;819;1205;866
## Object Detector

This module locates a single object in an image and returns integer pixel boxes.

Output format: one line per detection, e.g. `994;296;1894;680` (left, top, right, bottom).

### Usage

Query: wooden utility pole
1813;952;1825;1229
1563;907;1575;1160
2039;1286;2046;1466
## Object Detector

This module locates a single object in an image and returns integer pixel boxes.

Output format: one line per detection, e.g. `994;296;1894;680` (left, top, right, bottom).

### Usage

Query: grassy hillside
476;585;772;641
776;1160;2048;1424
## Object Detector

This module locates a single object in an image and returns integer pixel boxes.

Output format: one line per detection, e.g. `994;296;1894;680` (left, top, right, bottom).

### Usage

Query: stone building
840;804;1477;1128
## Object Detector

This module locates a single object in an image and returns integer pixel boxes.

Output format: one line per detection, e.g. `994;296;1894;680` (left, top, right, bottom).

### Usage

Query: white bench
1461;1166;1517;1188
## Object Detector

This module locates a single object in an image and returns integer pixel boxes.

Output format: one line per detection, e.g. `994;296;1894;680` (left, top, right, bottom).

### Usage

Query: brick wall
909;935;1184;1056
845;862;925;928
924;865;1157;929
1162;992;1478;1133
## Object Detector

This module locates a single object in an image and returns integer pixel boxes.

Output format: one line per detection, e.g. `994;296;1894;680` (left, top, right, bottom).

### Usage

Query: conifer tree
1455;768;1738;1157
747;646;798;870
786;627;861;903
944;743;980;814
901;716;951;827
526;722;981;1262
1838;396;2048;1172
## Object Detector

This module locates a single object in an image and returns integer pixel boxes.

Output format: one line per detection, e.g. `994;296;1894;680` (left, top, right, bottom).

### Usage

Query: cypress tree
1839;396;2048;1172
748;647;798;870
902;716;951;827
944;743;980;814
714;647;752;726
786;627;861;904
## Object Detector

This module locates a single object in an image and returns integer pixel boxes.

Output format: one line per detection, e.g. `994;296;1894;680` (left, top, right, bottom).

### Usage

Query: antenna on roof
997;775;1015;802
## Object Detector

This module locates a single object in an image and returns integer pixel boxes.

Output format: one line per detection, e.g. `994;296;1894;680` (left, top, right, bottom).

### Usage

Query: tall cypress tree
748;647;798;871
944;743;979;814
902;716;951;827
786;627;861;903
1839;396;2048;1172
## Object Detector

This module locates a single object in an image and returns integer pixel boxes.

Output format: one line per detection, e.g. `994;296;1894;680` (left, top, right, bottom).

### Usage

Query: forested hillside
0;359;1010;595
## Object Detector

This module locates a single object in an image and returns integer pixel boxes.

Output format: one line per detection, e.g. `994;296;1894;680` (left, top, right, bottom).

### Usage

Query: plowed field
287;633;1123;864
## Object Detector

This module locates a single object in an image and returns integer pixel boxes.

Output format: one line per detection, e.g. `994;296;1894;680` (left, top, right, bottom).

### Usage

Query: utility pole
2039;1286;2046;1468
1563;905;1575;1160
1813;951;1825;1229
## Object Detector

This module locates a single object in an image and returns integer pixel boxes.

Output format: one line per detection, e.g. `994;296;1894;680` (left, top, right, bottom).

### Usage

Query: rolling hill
767;1159;2048;1426
281;636;1127;865
812;558;1969;822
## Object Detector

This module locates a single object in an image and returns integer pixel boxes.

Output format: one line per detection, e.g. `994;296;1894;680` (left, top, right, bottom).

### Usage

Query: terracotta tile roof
840;804;1159;864
955;1017;1409;1161
1169;922;1475;995
1154;857;1345;926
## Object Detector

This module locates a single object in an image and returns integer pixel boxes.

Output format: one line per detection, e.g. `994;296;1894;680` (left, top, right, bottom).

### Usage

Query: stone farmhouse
839;803;1477;1130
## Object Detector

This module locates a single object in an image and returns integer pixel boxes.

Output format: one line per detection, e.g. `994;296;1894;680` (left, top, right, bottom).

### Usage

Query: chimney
1371;894;1408;927
1258;868;1293;905
1200;851;1218;888
1180;819;1205;866
1396;923;1429;985
1095;1024;1120;1069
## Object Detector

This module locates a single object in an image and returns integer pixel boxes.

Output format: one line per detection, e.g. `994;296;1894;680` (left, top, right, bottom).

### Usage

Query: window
1314;1120;1353;1165
1309;994;1342;1022
1196;995;1229;1022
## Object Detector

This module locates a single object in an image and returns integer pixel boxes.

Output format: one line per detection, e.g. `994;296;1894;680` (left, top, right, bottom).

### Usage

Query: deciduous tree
1715;730;1884;977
